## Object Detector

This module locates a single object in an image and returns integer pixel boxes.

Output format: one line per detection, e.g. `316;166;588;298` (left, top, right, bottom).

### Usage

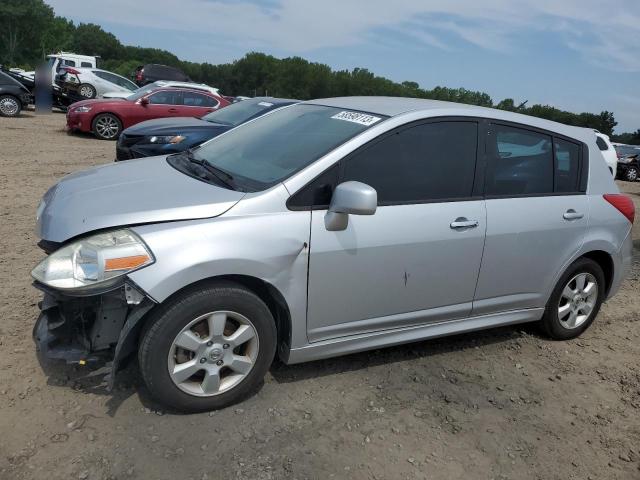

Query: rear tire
92;113;122;140
541;258;605;340
0;95;21;117
624;166;638;182
138;281;277;412
78;83;96;99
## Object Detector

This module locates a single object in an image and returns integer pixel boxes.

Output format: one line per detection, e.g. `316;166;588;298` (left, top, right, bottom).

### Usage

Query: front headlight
31;229;154;292
74;106;92;113
146;135;186;144
618;157;632;164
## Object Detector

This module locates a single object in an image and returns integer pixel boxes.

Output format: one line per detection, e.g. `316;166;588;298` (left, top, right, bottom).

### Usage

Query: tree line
1;0;637;142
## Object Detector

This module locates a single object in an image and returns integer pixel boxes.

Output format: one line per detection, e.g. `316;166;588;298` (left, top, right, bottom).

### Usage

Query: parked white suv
102;81;220;99
593;130;617;177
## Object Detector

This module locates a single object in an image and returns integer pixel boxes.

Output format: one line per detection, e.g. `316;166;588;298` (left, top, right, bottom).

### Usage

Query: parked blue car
115;97;299;161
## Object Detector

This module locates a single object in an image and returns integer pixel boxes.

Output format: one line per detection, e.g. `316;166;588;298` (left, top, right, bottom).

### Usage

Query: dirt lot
0;111;639;480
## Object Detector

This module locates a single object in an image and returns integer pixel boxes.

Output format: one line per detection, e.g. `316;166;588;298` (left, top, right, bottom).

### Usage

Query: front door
305;120;487;342
472;123;589;315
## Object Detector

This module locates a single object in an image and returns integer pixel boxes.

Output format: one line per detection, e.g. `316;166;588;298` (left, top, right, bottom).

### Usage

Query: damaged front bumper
33;281;154;389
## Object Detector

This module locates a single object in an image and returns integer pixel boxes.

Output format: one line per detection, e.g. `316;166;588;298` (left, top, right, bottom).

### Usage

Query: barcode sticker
331;111;381;126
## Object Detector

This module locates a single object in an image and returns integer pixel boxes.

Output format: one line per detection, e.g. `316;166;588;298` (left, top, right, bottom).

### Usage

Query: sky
47;0;640;133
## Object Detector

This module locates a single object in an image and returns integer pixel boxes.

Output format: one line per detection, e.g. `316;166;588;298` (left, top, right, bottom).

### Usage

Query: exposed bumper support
33;282;155;389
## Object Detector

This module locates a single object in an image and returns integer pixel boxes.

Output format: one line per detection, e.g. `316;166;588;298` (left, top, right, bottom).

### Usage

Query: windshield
127;86;156;101
192;104;386;190
202;99;288;126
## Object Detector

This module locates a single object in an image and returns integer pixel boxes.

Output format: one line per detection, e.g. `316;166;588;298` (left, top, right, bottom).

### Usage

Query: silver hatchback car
32;97;634;412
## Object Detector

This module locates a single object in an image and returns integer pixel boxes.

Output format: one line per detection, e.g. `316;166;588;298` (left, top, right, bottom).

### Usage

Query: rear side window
81;62;92;67
342;121;478;204
554;138;581;193
486;125;553;196
148;90;180;105
182;91;218;108
595;136;609;151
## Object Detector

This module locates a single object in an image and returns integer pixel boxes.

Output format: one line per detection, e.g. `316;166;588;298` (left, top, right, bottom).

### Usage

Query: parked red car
66;87;230;140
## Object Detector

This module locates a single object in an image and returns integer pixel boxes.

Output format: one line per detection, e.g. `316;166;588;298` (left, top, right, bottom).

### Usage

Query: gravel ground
1;111;639;480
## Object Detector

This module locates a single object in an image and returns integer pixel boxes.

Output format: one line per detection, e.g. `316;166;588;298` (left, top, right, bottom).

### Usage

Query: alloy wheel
626;168;638;182
94;116;119;139
167;311;259;397
0;97;19;116
557;273;598;329
79;85;95;98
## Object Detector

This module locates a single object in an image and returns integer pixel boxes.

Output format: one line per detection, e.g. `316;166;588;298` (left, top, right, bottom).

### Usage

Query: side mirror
140;97;149;105
325;181;377;231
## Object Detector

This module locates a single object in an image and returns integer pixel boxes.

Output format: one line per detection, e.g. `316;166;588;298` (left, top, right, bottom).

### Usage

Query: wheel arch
137;274;292;361
579;250;614;297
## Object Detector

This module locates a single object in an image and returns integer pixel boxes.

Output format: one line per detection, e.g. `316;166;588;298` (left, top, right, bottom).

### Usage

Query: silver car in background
32;97;634;412
59;67;138;99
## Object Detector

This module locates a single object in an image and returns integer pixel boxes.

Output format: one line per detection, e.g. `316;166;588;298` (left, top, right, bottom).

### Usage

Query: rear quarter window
596;137;609;151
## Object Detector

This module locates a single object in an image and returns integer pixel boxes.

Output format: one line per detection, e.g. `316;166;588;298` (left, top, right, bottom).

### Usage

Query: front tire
541;258;605;340
624;166;638;182
0;95;21;117
138;282;277;412
78;83;96;99
92;113;122;140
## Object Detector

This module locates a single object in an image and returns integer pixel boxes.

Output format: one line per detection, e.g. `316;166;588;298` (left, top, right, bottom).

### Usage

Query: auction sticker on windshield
331;111;381;126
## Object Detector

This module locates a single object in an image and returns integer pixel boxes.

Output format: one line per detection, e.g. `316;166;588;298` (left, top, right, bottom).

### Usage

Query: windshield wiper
183;150;237;190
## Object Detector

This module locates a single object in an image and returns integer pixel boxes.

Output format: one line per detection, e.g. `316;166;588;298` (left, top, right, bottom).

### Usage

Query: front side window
486;125;553;196
81;62;92;68
148;90;180;105
342;121;478;204
189;105;386;190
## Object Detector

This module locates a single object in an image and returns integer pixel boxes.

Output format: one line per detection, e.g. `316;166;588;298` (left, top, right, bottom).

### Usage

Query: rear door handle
450;217;479;229
563;209;584;220
168;108;178;113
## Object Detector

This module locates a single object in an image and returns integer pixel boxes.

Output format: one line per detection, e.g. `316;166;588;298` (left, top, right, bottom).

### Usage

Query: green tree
0;0;55;65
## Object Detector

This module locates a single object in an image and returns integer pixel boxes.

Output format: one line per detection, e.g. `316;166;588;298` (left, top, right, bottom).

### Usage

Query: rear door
473;122;588;315
180;91;219;116
304;119;487;342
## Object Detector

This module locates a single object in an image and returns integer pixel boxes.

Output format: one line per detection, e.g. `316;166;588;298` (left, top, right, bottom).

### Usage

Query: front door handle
168;108;178;113
563;209;584;220
450;217;479;229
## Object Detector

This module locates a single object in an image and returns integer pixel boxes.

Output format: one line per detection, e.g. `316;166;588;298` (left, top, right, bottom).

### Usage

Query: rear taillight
603;194;635;224
64;67;80;75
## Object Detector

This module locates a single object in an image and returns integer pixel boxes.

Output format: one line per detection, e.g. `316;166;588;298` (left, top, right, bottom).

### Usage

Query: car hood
124;117;228;135
70;98;130;110
36;156;245;242
102;91;130;99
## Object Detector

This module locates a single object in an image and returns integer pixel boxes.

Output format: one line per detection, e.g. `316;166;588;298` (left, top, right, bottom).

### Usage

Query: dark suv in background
134;64;191;86
615;144;640;182
0;70;32;117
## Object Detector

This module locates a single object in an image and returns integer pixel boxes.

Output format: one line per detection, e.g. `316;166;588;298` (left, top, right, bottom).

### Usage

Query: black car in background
116;97;299;161
134;64;191;86
615;144;640;182
0;70;32;117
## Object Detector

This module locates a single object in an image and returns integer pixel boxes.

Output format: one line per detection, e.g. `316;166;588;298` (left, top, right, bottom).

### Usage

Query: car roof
144;86;218;96
303;96;591;142
247;96;300;105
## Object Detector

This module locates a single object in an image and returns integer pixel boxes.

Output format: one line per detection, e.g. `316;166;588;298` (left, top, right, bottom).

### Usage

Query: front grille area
118;134;145;147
